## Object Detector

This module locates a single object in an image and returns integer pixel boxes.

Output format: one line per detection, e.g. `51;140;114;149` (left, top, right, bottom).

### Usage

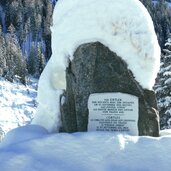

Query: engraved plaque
88;93;139;135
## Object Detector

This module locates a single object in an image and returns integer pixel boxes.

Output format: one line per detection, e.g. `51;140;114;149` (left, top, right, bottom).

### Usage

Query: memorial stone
60;42;160;136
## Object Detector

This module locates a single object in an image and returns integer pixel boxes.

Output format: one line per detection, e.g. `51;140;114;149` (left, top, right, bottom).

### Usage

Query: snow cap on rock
50;0;160;90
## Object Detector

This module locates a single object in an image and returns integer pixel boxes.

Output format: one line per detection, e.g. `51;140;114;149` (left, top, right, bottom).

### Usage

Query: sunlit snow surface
0;125;171;171
0;77;37;135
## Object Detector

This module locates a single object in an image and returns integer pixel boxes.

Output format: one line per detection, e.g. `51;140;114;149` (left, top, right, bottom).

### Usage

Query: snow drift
32;0;160;132
0;125;171;171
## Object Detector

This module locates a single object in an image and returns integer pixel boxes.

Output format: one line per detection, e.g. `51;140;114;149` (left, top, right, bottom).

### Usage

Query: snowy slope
0;77;37;137
0;125;171;171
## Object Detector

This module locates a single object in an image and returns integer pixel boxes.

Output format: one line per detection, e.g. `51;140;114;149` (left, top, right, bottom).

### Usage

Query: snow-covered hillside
0;77;37;138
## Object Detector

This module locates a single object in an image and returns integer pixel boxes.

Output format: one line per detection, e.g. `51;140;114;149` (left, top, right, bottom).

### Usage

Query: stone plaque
88;93;138;135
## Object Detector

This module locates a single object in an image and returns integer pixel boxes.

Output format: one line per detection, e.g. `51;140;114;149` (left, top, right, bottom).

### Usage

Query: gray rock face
60;42;160;136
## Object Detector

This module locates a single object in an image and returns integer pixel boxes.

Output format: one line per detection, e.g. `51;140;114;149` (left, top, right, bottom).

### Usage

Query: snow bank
0;125;171;171
32;0;160;132
1;125;48;147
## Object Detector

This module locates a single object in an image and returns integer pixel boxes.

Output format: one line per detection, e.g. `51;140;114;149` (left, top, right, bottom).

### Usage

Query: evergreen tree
154;34;171;129
27;43;37;75
27;42;45;77
4;24;26;84
4;0;53;60
0;0;54;82
37;42;46;75
0;25;6;76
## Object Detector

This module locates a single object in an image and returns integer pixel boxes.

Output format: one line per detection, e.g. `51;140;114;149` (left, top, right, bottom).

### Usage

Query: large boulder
60;42;160;137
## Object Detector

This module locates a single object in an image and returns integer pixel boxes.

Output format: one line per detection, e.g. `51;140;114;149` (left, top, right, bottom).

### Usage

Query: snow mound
160;129;171;136
0;127;171;171
32;0;160;132
1;125;48;147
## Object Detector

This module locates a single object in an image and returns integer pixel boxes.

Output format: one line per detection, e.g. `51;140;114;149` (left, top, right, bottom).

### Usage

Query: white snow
167;118;171;127
160;65;171;73
163;71;171;76
164;78;171;85
0;77;37;137
32;0;160;132
0;125;171;171
51;0;160;90
163;48;171;55
160;96;171;108
1;125;48;147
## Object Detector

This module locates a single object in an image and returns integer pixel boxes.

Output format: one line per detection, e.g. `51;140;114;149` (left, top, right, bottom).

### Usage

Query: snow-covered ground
0;125;171;171
0;77;37;137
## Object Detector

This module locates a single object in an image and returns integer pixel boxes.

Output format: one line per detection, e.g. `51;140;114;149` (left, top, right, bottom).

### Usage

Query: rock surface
60;42;160;136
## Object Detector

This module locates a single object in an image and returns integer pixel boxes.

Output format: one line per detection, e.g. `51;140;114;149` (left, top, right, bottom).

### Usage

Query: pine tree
140;0;171;48
154;34;171;129
27;43;37;75
27;42;45;77
0;25;6;76
4;24;26;83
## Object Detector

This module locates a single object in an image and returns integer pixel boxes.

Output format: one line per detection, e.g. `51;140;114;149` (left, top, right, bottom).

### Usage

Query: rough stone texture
60;42;160;136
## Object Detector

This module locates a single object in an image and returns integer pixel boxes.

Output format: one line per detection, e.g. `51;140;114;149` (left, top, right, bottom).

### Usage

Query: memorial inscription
88;93;139;135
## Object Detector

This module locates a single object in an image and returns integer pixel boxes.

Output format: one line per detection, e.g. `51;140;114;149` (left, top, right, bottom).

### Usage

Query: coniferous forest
0;0;171;129
0;0;54;84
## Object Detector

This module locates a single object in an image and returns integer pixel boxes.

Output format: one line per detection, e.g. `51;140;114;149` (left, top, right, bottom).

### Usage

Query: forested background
0;0;56;84
0;0;171;129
